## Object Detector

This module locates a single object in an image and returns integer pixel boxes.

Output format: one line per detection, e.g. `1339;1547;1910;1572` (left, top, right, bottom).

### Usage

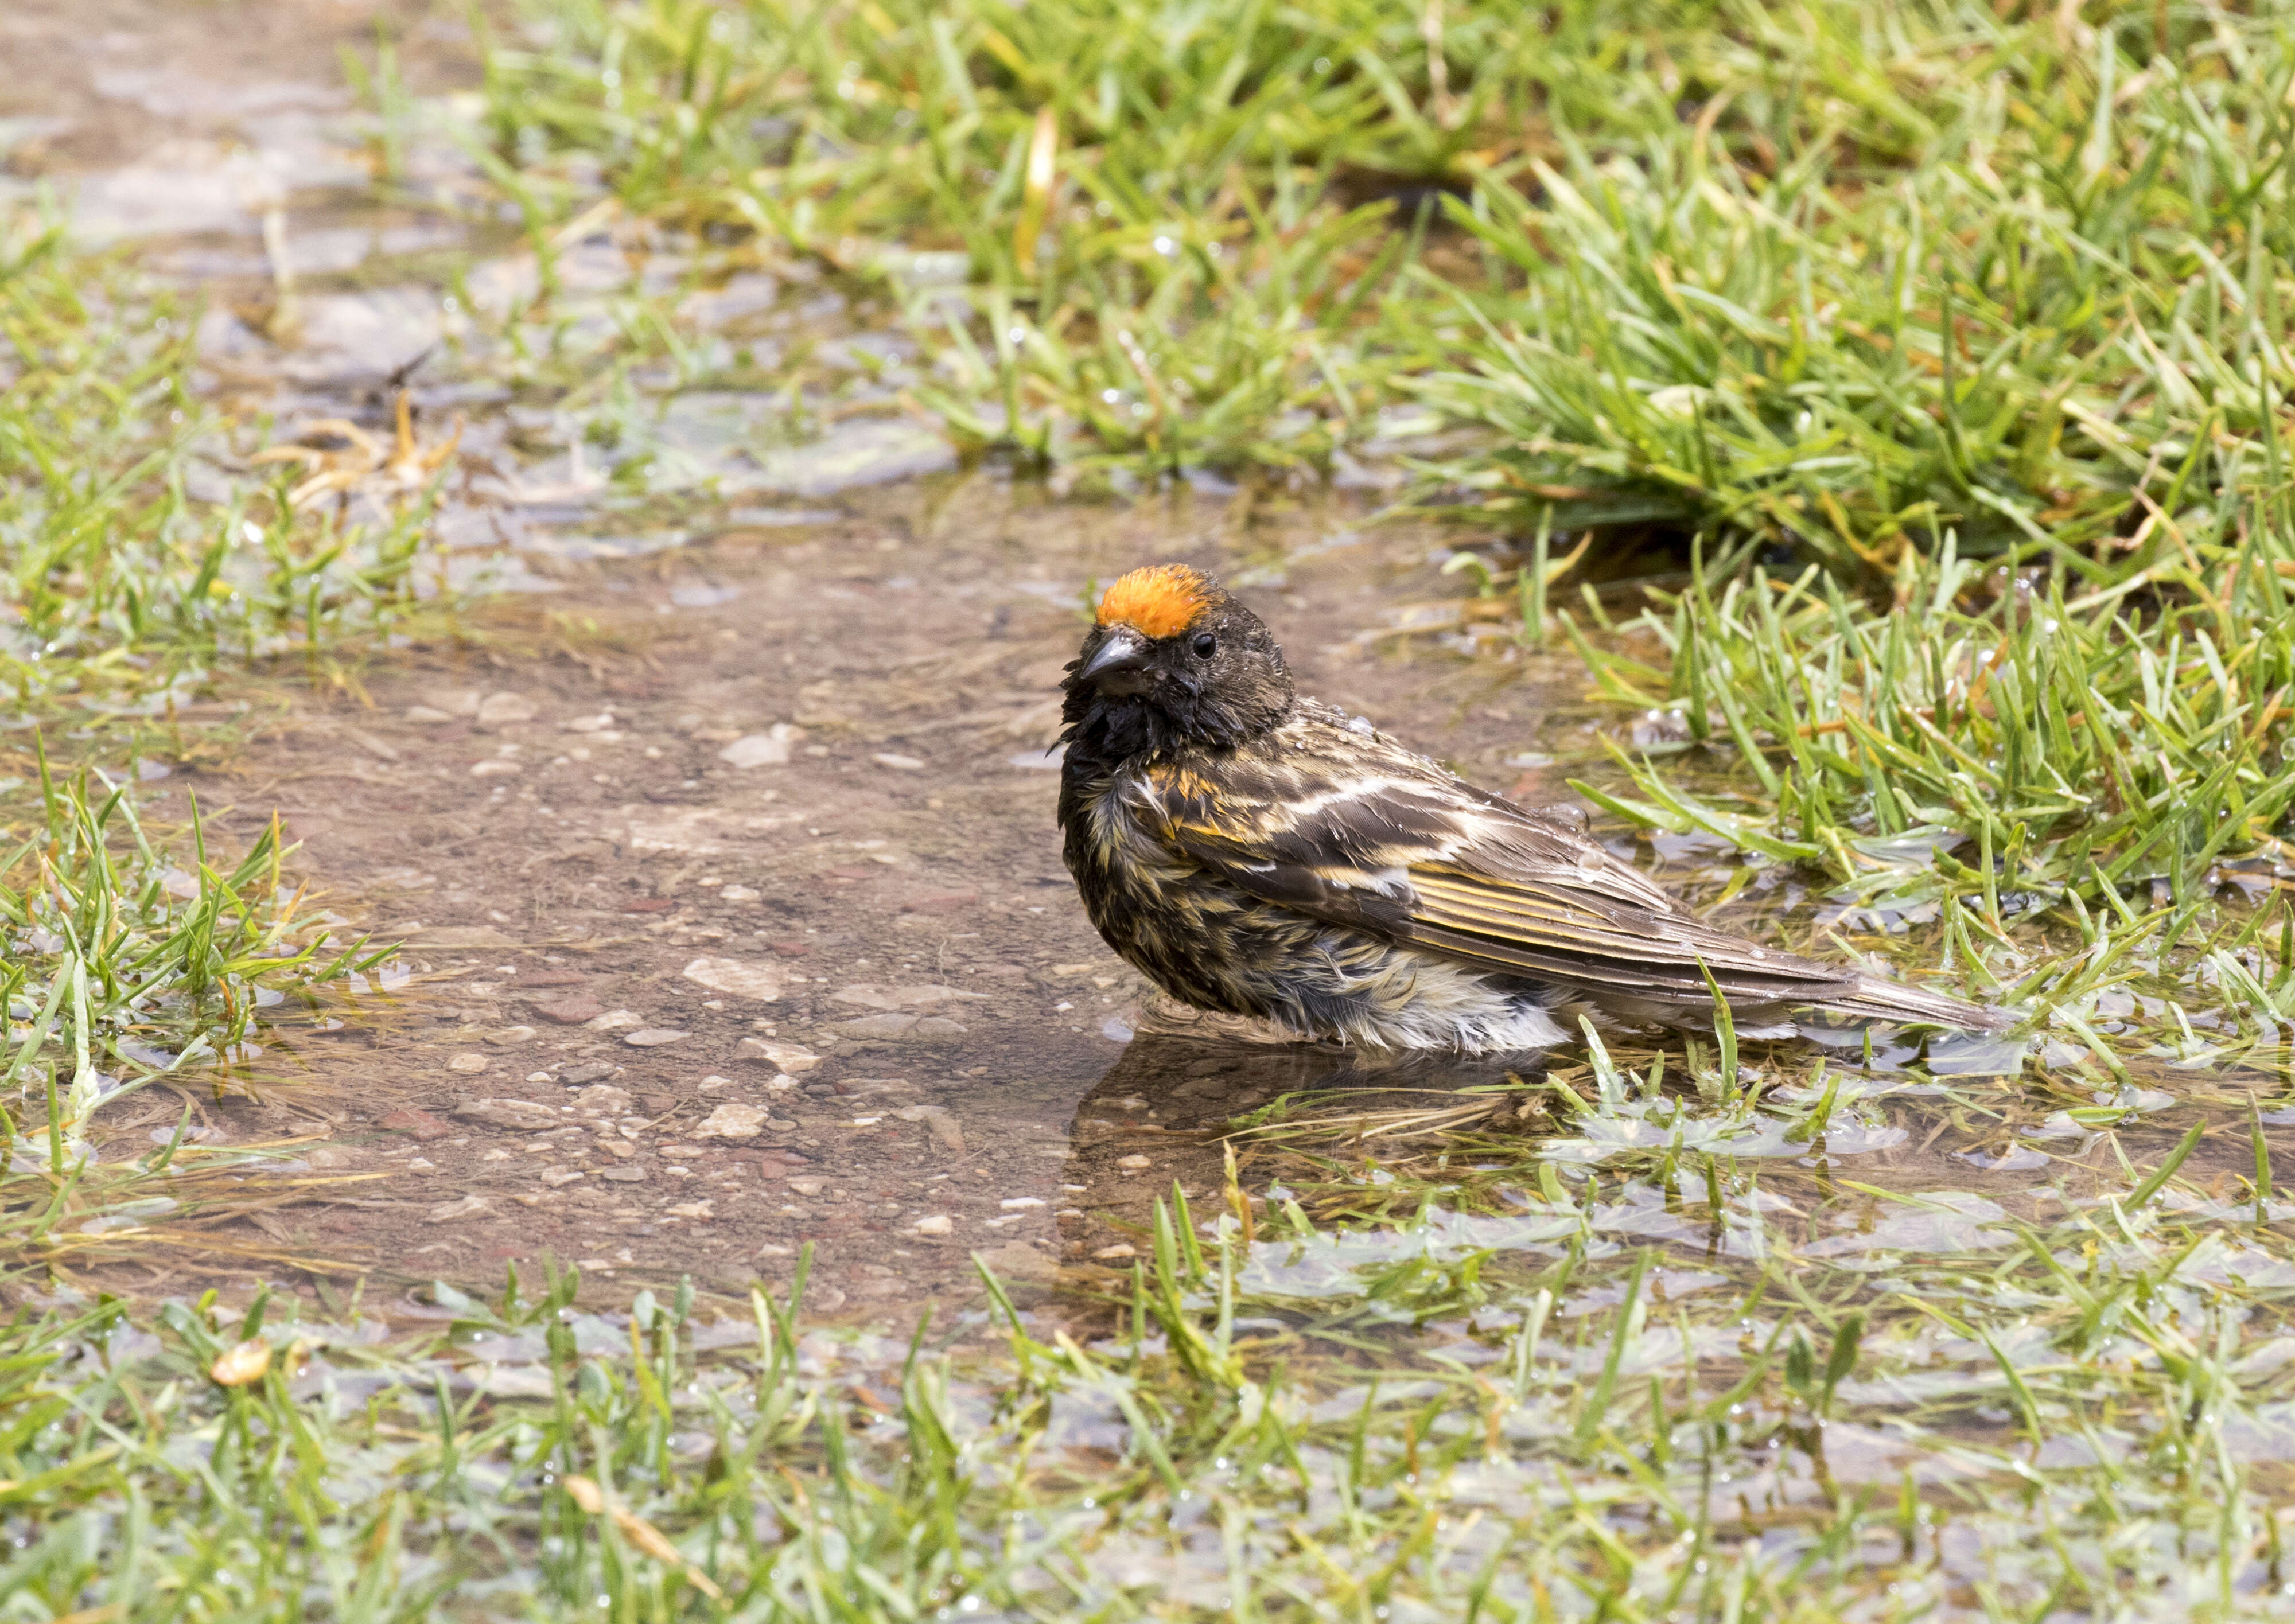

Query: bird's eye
1190;632;1217;659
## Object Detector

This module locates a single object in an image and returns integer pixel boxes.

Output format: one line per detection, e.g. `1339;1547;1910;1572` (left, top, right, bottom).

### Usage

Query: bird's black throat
1057;666;1295;769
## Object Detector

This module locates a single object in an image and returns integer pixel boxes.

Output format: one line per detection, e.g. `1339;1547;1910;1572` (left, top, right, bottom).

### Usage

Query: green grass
465;0;1493;476
7;1150;2295;1621
1407;1;2295;574
0;761;386;1179
0;219;441;704
471;0;2295;529
1561;537;2295;937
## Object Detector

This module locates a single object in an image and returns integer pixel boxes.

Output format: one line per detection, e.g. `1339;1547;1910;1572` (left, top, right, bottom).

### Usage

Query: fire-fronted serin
1056;563;2007;1053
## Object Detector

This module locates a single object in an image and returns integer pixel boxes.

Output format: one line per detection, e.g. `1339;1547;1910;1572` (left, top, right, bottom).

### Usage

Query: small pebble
738;1037;820;1072
695;1103;768;1140
536;996;605;1025
380;1108;449;1141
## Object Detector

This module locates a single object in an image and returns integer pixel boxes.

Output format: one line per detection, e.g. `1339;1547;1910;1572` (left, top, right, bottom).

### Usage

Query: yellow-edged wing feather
1142;704;1858;1007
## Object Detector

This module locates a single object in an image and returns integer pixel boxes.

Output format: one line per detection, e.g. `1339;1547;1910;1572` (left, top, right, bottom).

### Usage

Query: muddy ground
154;493;1602;1318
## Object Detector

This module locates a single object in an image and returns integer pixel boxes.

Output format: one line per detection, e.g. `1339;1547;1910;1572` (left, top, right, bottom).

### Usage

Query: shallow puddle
61;480;1605;1318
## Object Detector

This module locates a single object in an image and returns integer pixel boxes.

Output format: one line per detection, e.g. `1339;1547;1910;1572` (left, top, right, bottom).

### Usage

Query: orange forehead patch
1095;564;1215;639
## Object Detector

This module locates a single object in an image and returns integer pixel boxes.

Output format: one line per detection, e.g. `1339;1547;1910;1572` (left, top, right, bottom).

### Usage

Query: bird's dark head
1061;564;1295;755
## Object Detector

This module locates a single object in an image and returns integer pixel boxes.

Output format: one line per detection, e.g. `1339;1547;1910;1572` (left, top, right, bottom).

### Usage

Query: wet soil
145;491;1592;1316
1;0;458;238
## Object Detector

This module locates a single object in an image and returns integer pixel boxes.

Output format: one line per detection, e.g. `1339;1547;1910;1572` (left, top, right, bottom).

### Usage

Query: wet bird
1056;563;2007;1053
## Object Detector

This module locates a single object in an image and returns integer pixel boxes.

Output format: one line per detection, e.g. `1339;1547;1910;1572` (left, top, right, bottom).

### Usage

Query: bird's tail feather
1810;975;2012;1033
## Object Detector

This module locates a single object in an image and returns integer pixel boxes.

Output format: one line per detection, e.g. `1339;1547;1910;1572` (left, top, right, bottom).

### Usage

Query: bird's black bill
1079;627;1149;686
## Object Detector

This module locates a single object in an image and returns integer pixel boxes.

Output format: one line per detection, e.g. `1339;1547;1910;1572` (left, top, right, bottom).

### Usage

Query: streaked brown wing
1145;710;1852;1006
1399;862;1849;1004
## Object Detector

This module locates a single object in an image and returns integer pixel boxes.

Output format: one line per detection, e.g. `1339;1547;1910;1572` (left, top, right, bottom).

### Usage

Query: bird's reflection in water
1049;1033;1543;1268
